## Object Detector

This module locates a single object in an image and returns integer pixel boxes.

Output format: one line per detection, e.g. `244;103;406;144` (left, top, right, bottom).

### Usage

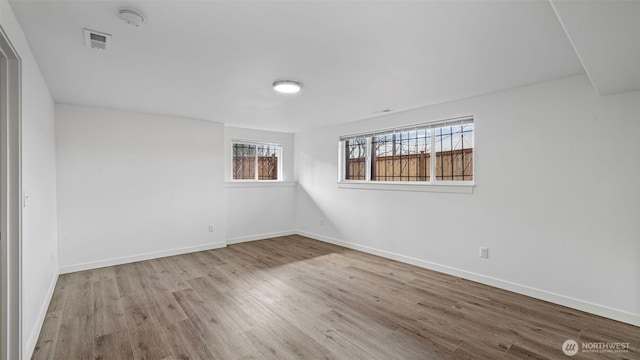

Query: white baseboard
226;230;296;245
58;229;298;274
296;230;640;327
59;241;227;274
25;269;59;360
54;230;638;327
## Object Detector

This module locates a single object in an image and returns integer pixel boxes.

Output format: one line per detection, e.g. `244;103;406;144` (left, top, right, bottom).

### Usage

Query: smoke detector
83;29;111;50
118;9;145;27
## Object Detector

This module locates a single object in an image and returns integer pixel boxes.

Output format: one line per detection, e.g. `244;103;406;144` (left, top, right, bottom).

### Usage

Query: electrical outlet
208;224;214;232
479;247;489;258
320;219;324;226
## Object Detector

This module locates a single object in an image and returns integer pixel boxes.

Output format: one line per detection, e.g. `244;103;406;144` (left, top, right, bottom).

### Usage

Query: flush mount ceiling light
273;80;303;94
118;8;145;27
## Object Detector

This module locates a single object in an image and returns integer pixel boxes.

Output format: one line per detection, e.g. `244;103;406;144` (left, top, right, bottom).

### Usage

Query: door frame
0;25;22;360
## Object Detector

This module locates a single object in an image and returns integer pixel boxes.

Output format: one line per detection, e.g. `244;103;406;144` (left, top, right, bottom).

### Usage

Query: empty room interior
0;0;639;359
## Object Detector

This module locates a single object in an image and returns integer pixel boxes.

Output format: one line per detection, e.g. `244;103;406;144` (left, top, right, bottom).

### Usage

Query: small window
339;116;474;185
232;141;282;181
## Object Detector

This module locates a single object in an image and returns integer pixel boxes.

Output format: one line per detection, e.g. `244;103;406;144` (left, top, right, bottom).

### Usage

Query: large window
340;116;474;184
232;141;282;181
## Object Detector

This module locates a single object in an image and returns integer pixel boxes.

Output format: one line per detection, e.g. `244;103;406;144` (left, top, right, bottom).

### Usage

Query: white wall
56;105;226;272
224;126;296;243
1;2;58;358
294;75;640;325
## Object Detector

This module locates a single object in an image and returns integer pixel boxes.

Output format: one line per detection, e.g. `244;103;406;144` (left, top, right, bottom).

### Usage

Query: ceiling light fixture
118;9;145;27
273;80;302;94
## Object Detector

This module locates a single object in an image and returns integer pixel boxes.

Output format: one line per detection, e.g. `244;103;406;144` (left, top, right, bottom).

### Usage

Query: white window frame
337;116;475;193
231;139;283;182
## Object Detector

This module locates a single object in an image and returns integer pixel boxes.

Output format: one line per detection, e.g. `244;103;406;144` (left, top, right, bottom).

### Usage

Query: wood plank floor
32;235;638;360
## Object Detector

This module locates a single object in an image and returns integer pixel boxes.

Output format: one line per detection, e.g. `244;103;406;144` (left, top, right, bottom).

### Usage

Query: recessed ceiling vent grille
83;29;111;50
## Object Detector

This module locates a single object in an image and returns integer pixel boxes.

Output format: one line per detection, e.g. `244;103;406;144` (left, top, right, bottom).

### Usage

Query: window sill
337;181;474;194
225;181;297;188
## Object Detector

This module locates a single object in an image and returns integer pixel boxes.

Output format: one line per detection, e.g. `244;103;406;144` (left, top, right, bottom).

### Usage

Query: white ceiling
551;0;640;96
9;0;589;132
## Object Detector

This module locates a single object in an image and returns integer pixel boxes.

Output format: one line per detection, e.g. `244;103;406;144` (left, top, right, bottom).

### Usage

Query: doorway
0;25;22;360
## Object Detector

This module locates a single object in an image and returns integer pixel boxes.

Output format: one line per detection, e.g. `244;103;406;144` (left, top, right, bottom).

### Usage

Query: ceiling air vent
83;29;111;50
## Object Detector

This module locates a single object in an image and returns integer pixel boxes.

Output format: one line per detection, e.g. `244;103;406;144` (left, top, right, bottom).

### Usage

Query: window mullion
430;128;436;183
365;137;373;181
254;144;259;180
